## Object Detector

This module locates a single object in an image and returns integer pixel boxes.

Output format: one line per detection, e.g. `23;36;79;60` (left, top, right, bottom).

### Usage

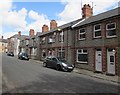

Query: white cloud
3;8;27;29
27;10;50;33
58;0;118;23
2;31;18;39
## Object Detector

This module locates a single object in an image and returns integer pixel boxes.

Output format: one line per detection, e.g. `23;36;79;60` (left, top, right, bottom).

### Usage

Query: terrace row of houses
7;4;120;76
0;36;8;53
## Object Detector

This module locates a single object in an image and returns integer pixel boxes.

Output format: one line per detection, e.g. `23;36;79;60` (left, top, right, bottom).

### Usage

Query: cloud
58;0;118;23
2;31;18;39
27;10;50;33
3;8;27;28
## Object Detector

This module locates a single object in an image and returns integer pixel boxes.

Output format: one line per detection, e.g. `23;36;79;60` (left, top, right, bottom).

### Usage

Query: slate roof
73;7;120;27
39;7;119;37
0;39;7;43
39;18;83;36
10;34;29;40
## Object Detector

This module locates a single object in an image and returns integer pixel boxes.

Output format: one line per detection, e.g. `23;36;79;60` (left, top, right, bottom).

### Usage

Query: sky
0;0;119;39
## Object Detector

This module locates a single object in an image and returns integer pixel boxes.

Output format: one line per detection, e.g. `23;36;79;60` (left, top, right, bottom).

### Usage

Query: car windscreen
57;57;66;62
22;53;28;56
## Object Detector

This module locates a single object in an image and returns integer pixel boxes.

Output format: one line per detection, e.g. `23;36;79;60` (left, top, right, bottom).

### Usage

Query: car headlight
62;63;67;67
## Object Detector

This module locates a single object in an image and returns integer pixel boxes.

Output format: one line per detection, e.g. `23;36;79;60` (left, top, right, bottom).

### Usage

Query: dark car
7;52;14;56
18;52;29;60
43;56;74;72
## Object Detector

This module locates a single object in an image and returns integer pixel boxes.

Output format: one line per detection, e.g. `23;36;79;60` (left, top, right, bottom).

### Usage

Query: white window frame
94;24;101;38
42;37;46;44
48;34;55;43
106;23;116;38
59;32;64;42
79;28;86;40
77;49;88;64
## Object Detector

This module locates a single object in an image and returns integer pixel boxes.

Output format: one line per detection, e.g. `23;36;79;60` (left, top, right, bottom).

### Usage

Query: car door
46;56;52;67
51;57;58;68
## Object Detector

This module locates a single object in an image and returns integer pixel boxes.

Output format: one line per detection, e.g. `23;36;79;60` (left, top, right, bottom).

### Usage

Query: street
2;53;119;93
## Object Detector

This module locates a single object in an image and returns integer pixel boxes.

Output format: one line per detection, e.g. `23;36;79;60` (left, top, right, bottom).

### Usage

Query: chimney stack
82;4;93;18
18;31;21;36
42;24;49;32
50;20;57;30
29;29;35;36
1;36;3;39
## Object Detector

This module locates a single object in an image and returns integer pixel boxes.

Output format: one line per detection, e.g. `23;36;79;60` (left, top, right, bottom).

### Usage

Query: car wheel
43;62;47;67
56;65;61;71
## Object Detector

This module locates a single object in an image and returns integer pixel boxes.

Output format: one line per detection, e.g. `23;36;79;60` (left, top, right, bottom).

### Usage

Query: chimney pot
82;4;93;18
29;29;35;36
1;36;3;39
42;24;49;32
50;20;57;30
18;31;21;36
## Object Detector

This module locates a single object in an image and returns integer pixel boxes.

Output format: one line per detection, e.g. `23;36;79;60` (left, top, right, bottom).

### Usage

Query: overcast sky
0;0;119;39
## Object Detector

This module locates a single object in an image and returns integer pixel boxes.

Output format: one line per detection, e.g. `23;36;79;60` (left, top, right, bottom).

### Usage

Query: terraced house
0;36;8;53
37;4;120;75
19;29;37;59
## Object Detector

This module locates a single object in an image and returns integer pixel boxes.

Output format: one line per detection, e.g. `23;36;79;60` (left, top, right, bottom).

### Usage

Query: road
2;53;119;94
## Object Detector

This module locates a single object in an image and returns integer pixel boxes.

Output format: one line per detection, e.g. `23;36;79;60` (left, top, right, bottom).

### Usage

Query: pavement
34;60;120;84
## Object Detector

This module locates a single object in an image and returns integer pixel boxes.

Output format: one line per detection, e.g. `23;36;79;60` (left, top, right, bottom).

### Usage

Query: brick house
37;4;120;75
19;34;29;55
7;31;22;55
28;29;37;59
0;36;8;53
19;29;37;59
37;19;82;63
72;5;120;75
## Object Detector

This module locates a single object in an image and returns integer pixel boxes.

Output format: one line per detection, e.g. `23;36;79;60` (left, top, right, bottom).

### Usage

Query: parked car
18;52;29;60
7;52;14;56
43;56;74;72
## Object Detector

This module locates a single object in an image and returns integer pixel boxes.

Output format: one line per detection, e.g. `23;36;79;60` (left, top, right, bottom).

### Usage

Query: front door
95;49;102;72
107;49;115;75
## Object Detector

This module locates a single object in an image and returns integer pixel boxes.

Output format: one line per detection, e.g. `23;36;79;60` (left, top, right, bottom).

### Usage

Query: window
58;49;65;59
106;23;116;37
41;37;46;44
79;28;86;40
94;24;101;38
59;32;64;42
48;34;55;43
77;49;88;64
26;40;29;45
42;50;46;58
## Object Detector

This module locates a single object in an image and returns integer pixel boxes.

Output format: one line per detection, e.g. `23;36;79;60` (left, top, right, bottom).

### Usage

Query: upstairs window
94;24;101;38
48;34;55;43
106;23;116;37
79;28;86;40
41;37;46;44
59;32;64;42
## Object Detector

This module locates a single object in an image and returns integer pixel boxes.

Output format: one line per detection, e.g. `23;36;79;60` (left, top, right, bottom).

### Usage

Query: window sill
106;36;117;38
78;38;86;41
76;61;88;64
48;42;55;44
93;36;102;39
